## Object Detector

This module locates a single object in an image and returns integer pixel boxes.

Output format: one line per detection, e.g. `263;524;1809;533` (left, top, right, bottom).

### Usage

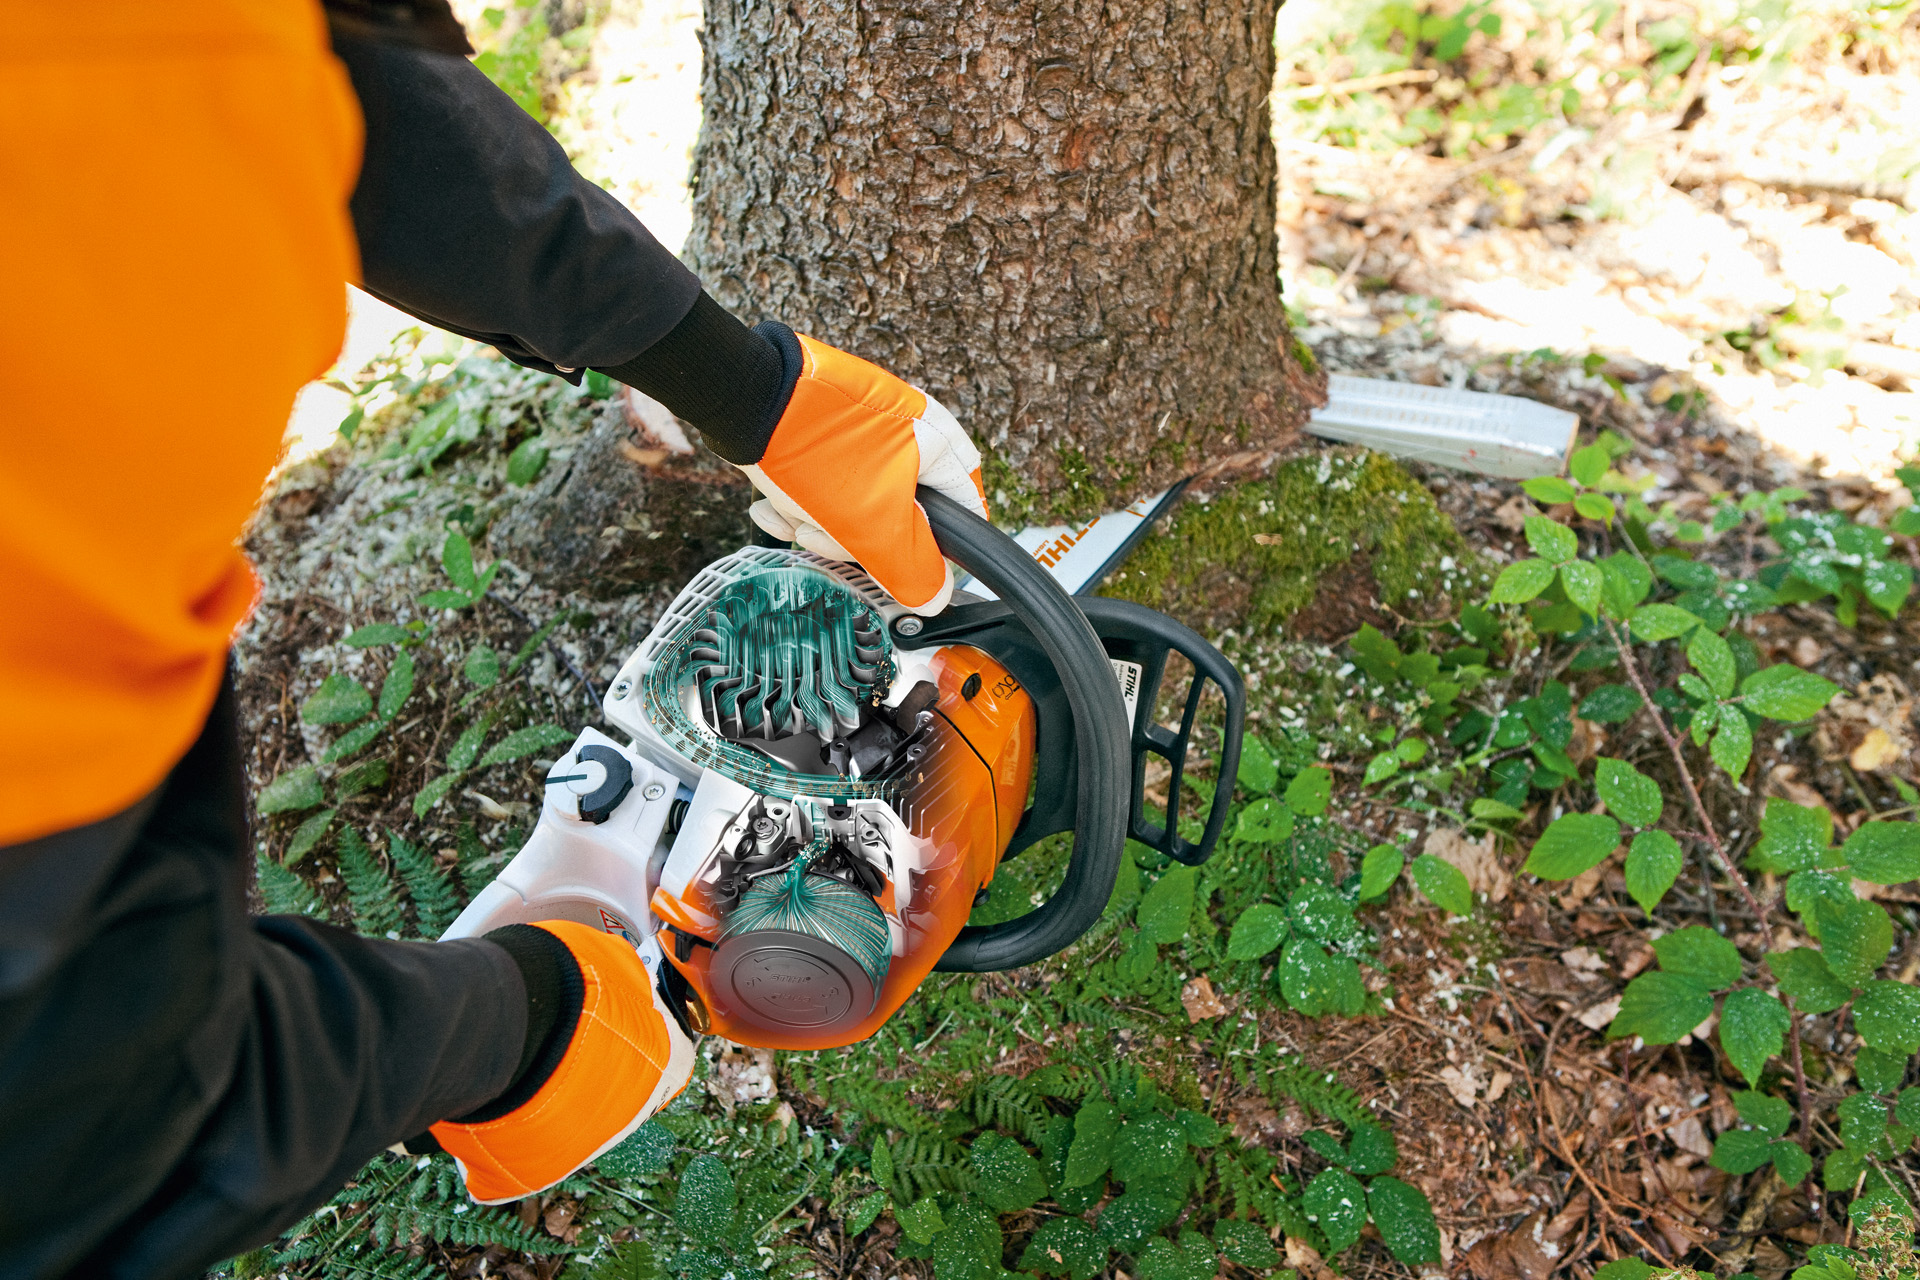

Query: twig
1783;991;1822;1220
485;592;600;711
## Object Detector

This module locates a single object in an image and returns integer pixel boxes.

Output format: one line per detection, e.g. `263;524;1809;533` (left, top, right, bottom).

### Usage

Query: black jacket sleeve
329;29;704;378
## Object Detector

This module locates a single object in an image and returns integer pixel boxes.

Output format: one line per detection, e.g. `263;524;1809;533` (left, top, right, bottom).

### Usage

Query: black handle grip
908;489;1131;973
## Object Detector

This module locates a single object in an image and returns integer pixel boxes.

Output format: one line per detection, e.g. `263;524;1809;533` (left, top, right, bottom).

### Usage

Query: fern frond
337;828;405;938
962;1073;1051;1144
257;851;321;917
583;1239;660;1280
388;830;460;936
888;1132;974;1202
1265;1056;1373;1132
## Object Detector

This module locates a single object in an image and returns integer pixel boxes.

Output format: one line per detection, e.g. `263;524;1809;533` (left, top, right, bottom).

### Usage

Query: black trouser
0;678;527;1278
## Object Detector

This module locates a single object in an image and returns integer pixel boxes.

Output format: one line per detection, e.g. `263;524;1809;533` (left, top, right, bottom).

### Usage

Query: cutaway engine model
445;490;1244;1051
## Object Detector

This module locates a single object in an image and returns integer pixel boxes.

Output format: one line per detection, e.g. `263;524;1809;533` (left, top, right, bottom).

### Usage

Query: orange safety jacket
0;0;719;846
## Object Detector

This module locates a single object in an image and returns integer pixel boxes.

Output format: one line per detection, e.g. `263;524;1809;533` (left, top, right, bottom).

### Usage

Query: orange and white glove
738;331;987;615
432;921;696;1205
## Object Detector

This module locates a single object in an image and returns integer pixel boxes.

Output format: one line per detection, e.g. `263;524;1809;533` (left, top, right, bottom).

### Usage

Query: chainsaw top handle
907;488;1131;973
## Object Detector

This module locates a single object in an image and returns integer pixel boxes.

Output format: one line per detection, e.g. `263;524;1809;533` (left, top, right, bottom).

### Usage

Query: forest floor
230;2;1918;1278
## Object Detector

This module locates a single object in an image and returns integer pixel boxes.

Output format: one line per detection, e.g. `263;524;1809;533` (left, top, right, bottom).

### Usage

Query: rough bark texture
493;390;755;597
685;0;1323;521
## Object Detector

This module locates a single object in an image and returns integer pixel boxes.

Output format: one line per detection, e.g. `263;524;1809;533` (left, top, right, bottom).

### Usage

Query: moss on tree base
1098;449;1485;641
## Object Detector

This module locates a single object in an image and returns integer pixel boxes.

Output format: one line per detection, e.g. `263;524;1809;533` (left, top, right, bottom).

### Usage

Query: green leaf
320;718;386;764
1734;1090;1793;1139
1862;557;1913;616
1136;864;1196;944
1599;552;1654;617
417;588;474;610
933;1201;1004;1280
285;807;336;861
1237;736;1278;793
1856;1047;1907;1096
1367;1176;1442;1266
1593;1261;1655;1280
1396;738;1430;765
1610;971;1714;1043
477;723;576;768
1283;766;1333;816
1096;1188;1184;1253
411;771;464;817
1631;602;1705;642
1491;558;1556;604
1712;704;1754;779
1346;1122;1399;1176
1227;903;1290;961
1814;897;1893;986
1839;821;1920;886
970;1132;1047;1213
1524;813;1622;879
441;530;478;593
1288;883;1359;944
1740;665;1840;720
1175;1109;1220;1147
1213;1220;1279;1270
334;757;389;799
1411;853;1473;916
894;1196;946;1245
1525;515;1578;564
1021;1217;1105;1280
1140;1232;1217;1280
301;673;373;726
1574;492;1616;523
1837;1092;1888;1151
1594;757;1662;827
1234;797;1294;843
1277;938;1365;1017
1522;476;1578;504
1363;752;1400;786
1653;925;1743;989
464;644;501;690
1689;629;1738;698
1787;870;1855;934
1898;1087;1920;1133
870;1136;895;1191
1064;1098;1118;1187
1579;683;1643;723
1560;560;1604;615
1303;1169;1367;1253
377;650;415;720
1350;623;1404;684
1625;831;1684;914
1720;988;1789;1085
1470;797;1525;822
673;1154;736;1238
257;765;324;815
1711;1128;1779;1174
1358;843;1403;902
1569;443;1610;487
845;1190;887;1236
1111;1114;1188;1184
1770;1140;1813;1186
343;623;411;647
599;1120;676;1179
446;713;497;773
506;436;550;485
1751;800;1833;874
1853;980;1920;1054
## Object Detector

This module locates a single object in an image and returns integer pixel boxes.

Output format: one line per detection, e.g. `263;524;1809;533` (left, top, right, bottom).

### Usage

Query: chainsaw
443;489;1244;1049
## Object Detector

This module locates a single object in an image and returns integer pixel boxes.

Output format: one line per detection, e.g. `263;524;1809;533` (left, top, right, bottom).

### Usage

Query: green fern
257;851;321;917
337;828;405;939
583;1239;659;1280
887;1131;975;1202
1266;1056;1375;1132
388;830;461;936
959;1073;1052;1145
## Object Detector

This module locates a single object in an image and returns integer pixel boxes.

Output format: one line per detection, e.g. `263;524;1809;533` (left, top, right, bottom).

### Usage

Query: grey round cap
709;928;878;1034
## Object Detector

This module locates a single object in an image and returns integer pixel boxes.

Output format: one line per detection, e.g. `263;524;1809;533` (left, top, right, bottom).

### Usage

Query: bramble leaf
1234;797;1294;843
1740;664;1840;720
1578;683;1643;723
1814;896;1892;986
1609;971;1714;1043
1227;903;1289;961
302;673;373;726
1411;853;1473;916
1524;813;1621;879
1522;476;1578;504
1237;736;1278;793
1719;988;1789;1085
1303;1168;1367;1253
258;765;324;815
1491;558;1555;604
1595;757;1662;827
1569;443;1610;487
1284;766;1333;816
1733;1089;1793;1138
1560;560;1603;615
1136;864;1197;944
1653;925;1742;989
1359;843;1403;902
1710;1128;1777;1174
971;1132;1047;1213
1712;704;1754;779
1624;831;1684;914
1630;603;1705;642
1749;799;1831;874
1064;1098;1118;1187
1525;515;1578;564
1839;821;1920;886
1853;980;1920;1055
1363;752;1400;785
1367;1176;1442;1266
1689;628;1737;698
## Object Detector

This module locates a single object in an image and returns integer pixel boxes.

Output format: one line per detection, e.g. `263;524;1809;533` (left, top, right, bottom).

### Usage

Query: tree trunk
685;0;1323;521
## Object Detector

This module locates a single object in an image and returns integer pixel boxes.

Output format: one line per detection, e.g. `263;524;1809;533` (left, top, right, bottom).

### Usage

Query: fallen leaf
1767;763;1829;810
1493;494;1532;532
1486;1069;1514;1104
1559;946;1606;974
1425;828;1512;903
1852;727;1901;772
1792;636;1825;666
712;1045;777;1109
1576;996;1622;1030
1181;973;1228;1021
1558;861;1608;909
1438;1063;1482;1107
1669;1115;1714;1160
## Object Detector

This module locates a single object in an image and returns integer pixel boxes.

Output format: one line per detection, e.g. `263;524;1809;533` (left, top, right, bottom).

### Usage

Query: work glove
432;921;696;1205
737;328;987;615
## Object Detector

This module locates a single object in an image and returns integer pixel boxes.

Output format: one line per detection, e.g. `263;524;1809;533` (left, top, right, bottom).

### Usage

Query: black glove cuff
593;292;801;466
453;924;585;1123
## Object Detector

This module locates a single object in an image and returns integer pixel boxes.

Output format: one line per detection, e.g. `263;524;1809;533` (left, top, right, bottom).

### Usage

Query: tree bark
685;0;1322;520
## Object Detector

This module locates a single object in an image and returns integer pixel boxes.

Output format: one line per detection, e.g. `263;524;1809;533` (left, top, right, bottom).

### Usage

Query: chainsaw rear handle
908;488;1131;974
